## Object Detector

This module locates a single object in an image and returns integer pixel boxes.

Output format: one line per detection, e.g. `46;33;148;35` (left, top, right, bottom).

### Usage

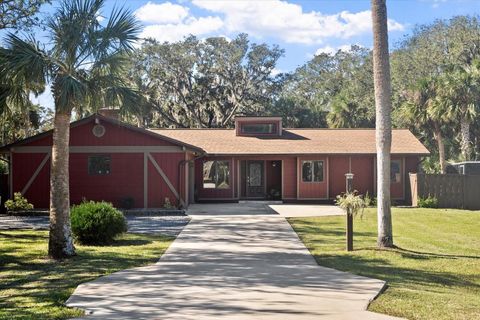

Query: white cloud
135;1;223;43
192;0;404;44
135;1;189;24
140;16;223;43
314;44;363;55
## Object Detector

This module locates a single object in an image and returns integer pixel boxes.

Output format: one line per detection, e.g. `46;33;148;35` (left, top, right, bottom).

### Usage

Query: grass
289;207;480;320
0;230;174;320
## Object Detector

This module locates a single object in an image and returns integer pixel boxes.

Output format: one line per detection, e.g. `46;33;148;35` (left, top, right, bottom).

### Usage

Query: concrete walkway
67;212;401;320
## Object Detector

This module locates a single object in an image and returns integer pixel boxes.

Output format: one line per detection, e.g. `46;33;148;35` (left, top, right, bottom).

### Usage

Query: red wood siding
10;117;188;209
70;153;144;207
329;156;350;198
12;153;50;208
26;120;177;147
148;153;184;207
351;156;375;197
282;158;297;199
297;156;328;199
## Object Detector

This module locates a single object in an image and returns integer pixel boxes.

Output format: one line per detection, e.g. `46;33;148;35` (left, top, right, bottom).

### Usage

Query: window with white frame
302;160;324;182
203;160;230;189
391;160;401;183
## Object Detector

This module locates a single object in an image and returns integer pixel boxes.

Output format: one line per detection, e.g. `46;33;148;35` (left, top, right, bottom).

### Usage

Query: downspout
178;151;205;209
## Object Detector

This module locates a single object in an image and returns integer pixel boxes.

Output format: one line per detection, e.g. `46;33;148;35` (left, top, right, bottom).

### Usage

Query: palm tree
371;0;393;248
401;77;448;173
439;63;480;161
0;0;141;259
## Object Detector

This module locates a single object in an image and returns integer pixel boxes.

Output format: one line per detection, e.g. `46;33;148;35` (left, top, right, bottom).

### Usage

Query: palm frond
0;33;51;87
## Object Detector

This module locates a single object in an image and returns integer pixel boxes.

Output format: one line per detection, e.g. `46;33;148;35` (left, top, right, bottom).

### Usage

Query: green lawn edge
0;231;175;320
288;207;480;320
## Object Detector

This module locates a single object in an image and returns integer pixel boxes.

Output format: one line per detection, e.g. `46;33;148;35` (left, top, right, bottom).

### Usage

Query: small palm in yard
0;0;141;258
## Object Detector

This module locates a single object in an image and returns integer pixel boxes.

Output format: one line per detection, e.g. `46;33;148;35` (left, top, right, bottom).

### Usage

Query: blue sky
12;0;480;109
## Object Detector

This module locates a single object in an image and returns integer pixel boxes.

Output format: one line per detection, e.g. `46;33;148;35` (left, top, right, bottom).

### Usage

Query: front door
247;160;265;198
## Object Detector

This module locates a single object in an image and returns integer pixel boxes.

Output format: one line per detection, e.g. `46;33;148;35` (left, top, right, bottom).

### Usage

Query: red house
0;113;429;209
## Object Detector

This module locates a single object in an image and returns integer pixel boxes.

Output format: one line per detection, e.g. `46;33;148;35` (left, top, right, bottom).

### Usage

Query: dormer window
235;116;282;137
241;123;276;134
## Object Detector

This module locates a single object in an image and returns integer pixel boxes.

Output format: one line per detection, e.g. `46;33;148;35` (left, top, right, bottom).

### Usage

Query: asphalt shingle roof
150;128;429;155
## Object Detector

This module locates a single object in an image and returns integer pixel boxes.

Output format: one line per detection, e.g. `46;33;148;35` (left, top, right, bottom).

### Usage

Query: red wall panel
282;157;297;199
25;119;177;147
351;156;375;197
148;153;184;208
69;153;144;208
329;156;350;199
12;153;50;208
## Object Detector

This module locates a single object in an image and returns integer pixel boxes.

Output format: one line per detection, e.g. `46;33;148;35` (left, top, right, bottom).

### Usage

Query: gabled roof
150;128;430;156
0;114;203;153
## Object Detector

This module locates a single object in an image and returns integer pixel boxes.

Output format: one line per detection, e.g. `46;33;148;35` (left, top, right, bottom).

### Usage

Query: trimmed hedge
71;201;127;245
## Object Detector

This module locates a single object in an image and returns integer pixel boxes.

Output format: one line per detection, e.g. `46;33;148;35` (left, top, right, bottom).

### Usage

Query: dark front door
247;160;265;198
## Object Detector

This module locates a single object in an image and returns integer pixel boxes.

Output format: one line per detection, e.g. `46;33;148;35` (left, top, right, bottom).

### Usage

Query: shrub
364;191;377;207
71;201;127;245
335;191;366;218
418;195;439;208
5;192;34;212
120;196;135;209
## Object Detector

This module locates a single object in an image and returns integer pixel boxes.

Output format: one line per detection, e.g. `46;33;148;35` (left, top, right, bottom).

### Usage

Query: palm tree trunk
48;110;75;259
460;117;471;161
371;0;393;248
433;121;446;174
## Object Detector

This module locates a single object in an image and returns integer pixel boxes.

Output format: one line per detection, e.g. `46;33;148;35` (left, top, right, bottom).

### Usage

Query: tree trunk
460;117;471;161
371;0;393;248
48;110;75;259
433;121;447;174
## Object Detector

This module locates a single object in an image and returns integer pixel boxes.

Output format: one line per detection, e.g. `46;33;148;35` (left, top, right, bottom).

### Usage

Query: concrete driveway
67;208;401;319
187;203;344;217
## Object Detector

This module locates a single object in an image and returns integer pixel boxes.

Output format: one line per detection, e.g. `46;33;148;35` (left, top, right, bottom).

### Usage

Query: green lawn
0;230;174;320
289;208;480;320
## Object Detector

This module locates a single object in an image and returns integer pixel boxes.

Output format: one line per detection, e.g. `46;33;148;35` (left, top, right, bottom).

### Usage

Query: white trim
237;159;241;198
300;160;325;183
297;197;329;200
12;146;185;153
8;153;13;198
148;153;186;208
144;152;148;208
281;159;284;200
296;157;299;199
264;160;267;196
232;157;235;198
326;156;330;199
184;153;189;207
21;152;50;196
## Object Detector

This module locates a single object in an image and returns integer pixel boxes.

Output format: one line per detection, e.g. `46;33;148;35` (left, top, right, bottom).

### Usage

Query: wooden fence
409;173;480;210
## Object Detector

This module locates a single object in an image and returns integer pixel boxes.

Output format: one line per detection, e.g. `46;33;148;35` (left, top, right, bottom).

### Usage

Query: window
302;160;324;182
88;155;111;175
241;123;275;134
391;160;401;183
203;160;230;189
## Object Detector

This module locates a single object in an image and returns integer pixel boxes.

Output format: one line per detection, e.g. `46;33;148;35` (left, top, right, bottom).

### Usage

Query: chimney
98;108;120;121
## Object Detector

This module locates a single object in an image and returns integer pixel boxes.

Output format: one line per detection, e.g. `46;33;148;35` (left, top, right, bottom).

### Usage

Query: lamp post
345;173;354;251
